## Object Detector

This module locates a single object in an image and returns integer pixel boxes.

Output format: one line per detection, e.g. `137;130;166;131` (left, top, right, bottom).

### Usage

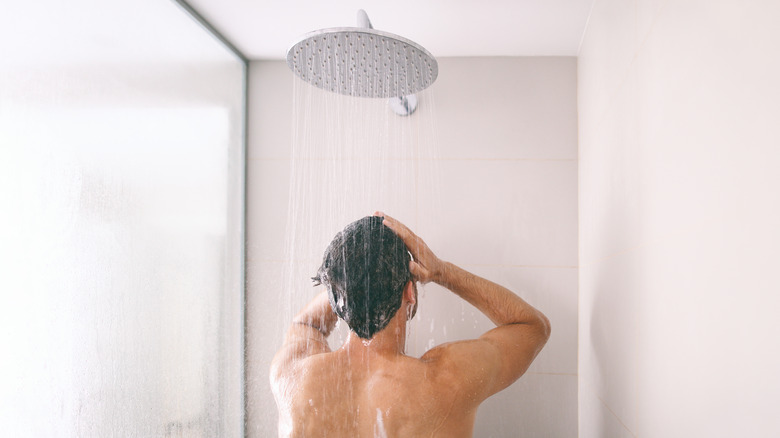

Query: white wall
578;0;780;436
246;57;579;436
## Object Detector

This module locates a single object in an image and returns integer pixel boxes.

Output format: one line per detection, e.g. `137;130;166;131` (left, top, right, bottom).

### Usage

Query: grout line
247;157;290;161
461;263;578;269
247;258;579;269
582;380;638;438
246;157;577;163
436;158;577;162
579;244;646;269
576;78;582;438
576;48;583;438
526;372;578;377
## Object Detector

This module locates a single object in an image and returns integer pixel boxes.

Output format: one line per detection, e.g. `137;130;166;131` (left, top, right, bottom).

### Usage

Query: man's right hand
375;211;551;408
374;212;445;284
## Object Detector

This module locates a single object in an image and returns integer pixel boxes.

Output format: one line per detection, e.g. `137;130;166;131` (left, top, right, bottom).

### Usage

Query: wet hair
312;216;412;339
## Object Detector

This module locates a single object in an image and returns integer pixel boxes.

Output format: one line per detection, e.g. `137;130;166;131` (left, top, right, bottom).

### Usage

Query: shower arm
357;9;373;29
356;9;419;116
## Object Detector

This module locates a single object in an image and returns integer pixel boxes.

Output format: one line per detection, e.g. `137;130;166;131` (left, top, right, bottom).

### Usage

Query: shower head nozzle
286;11;438;98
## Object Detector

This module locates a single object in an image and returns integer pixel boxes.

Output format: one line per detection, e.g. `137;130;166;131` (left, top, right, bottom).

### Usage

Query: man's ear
403;280;416;304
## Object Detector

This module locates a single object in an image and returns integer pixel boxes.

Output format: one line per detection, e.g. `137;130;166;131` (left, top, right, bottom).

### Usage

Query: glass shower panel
0;1;245;436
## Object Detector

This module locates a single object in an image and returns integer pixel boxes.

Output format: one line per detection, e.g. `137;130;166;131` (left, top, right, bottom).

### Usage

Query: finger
382;214;414;240
380;212;397;225
381;215;426;258
379;213;404;237
373;211;385;217
386;222;418;251
409;261;429;282
381;215;403;236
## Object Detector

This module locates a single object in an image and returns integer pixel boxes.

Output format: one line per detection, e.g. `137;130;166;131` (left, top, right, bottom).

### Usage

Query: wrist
432;260;451;284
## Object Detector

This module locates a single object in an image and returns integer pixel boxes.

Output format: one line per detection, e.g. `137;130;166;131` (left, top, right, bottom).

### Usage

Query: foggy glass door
0;1;245;436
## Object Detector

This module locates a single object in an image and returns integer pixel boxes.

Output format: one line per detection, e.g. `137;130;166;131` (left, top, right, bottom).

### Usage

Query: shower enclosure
0;1;246;436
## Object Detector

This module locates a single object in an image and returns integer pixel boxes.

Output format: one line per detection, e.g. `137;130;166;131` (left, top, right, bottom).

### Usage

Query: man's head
313;216;412;339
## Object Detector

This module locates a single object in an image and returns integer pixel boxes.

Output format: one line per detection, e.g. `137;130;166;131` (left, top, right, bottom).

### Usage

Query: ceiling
185;0;596;60
2;0;237;67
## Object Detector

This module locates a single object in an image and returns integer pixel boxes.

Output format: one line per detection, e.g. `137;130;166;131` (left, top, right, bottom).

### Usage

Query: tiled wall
578;0;780;436
246;57;578;436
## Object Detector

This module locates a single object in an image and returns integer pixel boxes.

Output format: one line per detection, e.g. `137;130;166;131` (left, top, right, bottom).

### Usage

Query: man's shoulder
408;345;468;383
272;348;337;385
419;339;485;366
417;339;503;387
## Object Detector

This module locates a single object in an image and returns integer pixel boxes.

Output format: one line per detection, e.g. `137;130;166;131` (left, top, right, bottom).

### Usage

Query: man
270;213;551;437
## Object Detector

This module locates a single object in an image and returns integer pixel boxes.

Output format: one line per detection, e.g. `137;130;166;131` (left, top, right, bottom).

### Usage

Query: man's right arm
432;262;551;397
379;213;551;404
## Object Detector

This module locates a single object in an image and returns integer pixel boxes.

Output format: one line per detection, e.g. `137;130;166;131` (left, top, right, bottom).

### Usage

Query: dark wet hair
312;216;412;339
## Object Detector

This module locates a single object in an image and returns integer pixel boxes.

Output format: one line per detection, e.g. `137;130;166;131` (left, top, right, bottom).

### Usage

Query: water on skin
374;408;388;438
279;66;448;435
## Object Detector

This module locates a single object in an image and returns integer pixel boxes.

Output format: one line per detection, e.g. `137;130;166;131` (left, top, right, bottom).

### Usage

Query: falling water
280;73;442;354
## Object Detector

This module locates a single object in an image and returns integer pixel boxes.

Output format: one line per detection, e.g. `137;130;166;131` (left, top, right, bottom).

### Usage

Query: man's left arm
270;291;337;378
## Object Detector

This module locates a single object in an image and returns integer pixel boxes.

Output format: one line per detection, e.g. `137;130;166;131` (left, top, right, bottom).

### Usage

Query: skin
270;213;551;438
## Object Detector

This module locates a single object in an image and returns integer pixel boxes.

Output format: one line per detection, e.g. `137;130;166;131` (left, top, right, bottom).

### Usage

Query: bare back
274;348;476;438
271;214;550;437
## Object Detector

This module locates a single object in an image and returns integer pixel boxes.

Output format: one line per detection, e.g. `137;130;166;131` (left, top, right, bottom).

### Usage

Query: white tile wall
475;373;578;438
432;58;578;161
579;256;643;434
247;62;294;160
244;260;285;438
245;159;290;262
579;0;780;436
247;57;578;437
579;382;635;438
576;0;638;132
418;160;578;268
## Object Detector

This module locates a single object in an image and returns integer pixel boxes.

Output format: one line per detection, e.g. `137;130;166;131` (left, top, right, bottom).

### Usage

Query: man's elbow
269;350;293;385
269;355;283;384
536;313;551;343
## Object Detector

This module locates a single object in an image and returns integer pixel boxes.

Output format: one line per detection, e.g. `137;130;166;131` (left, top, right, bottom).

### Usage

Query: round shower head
286;12;438;98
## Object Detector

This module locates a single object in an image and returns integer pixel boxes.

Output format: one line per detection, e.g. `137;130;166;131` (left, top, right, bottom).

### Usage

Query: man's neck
342;312;409;358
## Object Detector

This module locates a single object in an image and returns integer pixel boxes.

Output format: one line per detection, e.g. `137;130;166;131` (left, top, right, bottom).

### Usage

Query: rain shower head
286;10;438;99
